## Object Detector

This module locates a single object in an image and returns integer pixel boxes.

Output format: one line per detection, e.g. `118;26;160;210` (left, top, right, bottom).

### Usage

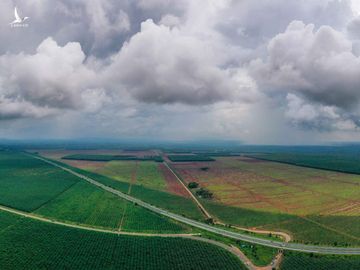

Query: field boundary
31;180;79;212
118;161;138;231
244;155;360;177
0;204;197;238
0;204;257;270
163;162;212;219
28;154;360;255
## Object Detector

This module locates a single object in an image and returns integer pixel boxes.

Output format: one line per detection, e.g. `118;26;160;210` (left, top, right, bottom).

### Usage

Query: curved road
32;155;360;255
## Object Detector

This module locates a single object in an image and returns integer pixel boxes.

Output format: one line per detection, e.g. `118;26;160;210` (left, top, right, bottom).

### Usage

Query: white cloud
251;20;360;109
0;38;106;119
1;0;360;142
107;19;259;105
286;94;358;131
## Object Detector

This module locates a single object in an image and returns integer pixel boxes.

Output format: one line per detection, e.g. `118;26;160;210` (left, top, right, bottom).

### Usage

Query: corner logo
10;7;29;28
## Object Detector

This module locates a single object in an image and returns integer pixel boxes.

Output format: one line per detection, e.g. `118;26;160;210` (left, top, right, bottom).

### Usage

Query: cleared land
173;157;360;216
172;157;360;246
0;210;246;270
159;163;190;197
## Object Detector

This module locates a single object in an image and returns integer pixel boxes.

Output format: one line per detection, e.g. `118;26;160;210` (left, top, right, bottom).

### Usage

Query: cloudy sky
1;0;360;144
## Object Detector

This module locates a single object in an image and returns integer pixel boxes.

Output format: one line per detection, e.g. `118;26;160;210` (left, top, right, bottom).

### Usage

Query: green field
0;210;245;270
136;161;167;190
54;161;204;220
120;203;187;233
130;185;204;220
203;201;360;246
0;211;22;231
94;161;168;191
63;154;163;162
249;152;360;175
0;152;189;233
92;160;136;183
280;252;360;270
237;241;277;267
0;151;79;211
168;155;215;162
36;181;126;229
36;180;188;233
201;231;278;267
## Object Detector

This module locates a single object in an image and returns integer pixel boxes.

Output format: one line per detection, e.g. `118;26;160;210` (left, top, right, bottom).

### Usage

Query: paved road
32;155;360;255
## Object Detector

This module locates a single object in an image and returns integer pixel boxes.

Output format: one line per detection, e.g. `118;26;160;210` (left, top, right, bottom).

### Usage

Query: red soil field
158;164;190;198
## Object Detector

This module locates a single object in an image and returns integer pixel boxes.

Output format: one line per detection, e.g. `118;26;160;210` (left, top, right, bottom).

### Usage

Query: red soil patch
158;164;190;198
60;160;106;171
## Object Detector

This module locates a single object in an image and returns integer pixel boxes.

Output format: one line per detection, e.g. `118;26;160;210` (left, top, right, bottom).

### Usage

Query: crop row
0;211;246;270
280;252;360;270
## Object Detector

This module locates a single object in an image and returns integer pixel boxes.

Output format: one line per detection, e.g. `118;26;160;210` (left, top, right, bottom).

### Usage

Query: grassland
280;252;360;270
136;161;167;190
91;160;136;183
236;241;278;266
0;210;246;270
200;230;278;267
0;151;79;211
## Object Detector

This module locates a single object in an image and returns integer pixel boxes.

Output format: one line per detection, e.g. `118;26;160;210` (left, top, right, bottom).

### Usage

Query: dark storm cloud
285;94;358;131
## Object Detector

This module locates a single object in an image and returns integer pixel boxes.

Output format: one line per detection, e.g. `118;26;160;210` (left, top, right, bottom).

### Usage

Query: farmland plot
173;157;360;216
44;158;204;221
0;210;246;270
172;157;360;245
35;181;127;229
0;151;79;211
36;181;189;233
280;252;360;270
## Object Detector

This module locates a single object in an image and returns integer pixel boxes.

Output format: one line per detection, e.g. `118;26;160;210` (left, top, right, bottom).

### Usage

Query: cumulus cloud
286;94;358;131
107;19;259;105
215;0;353;49
2;0;360;142
251;20;360;110
0;38;107;119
